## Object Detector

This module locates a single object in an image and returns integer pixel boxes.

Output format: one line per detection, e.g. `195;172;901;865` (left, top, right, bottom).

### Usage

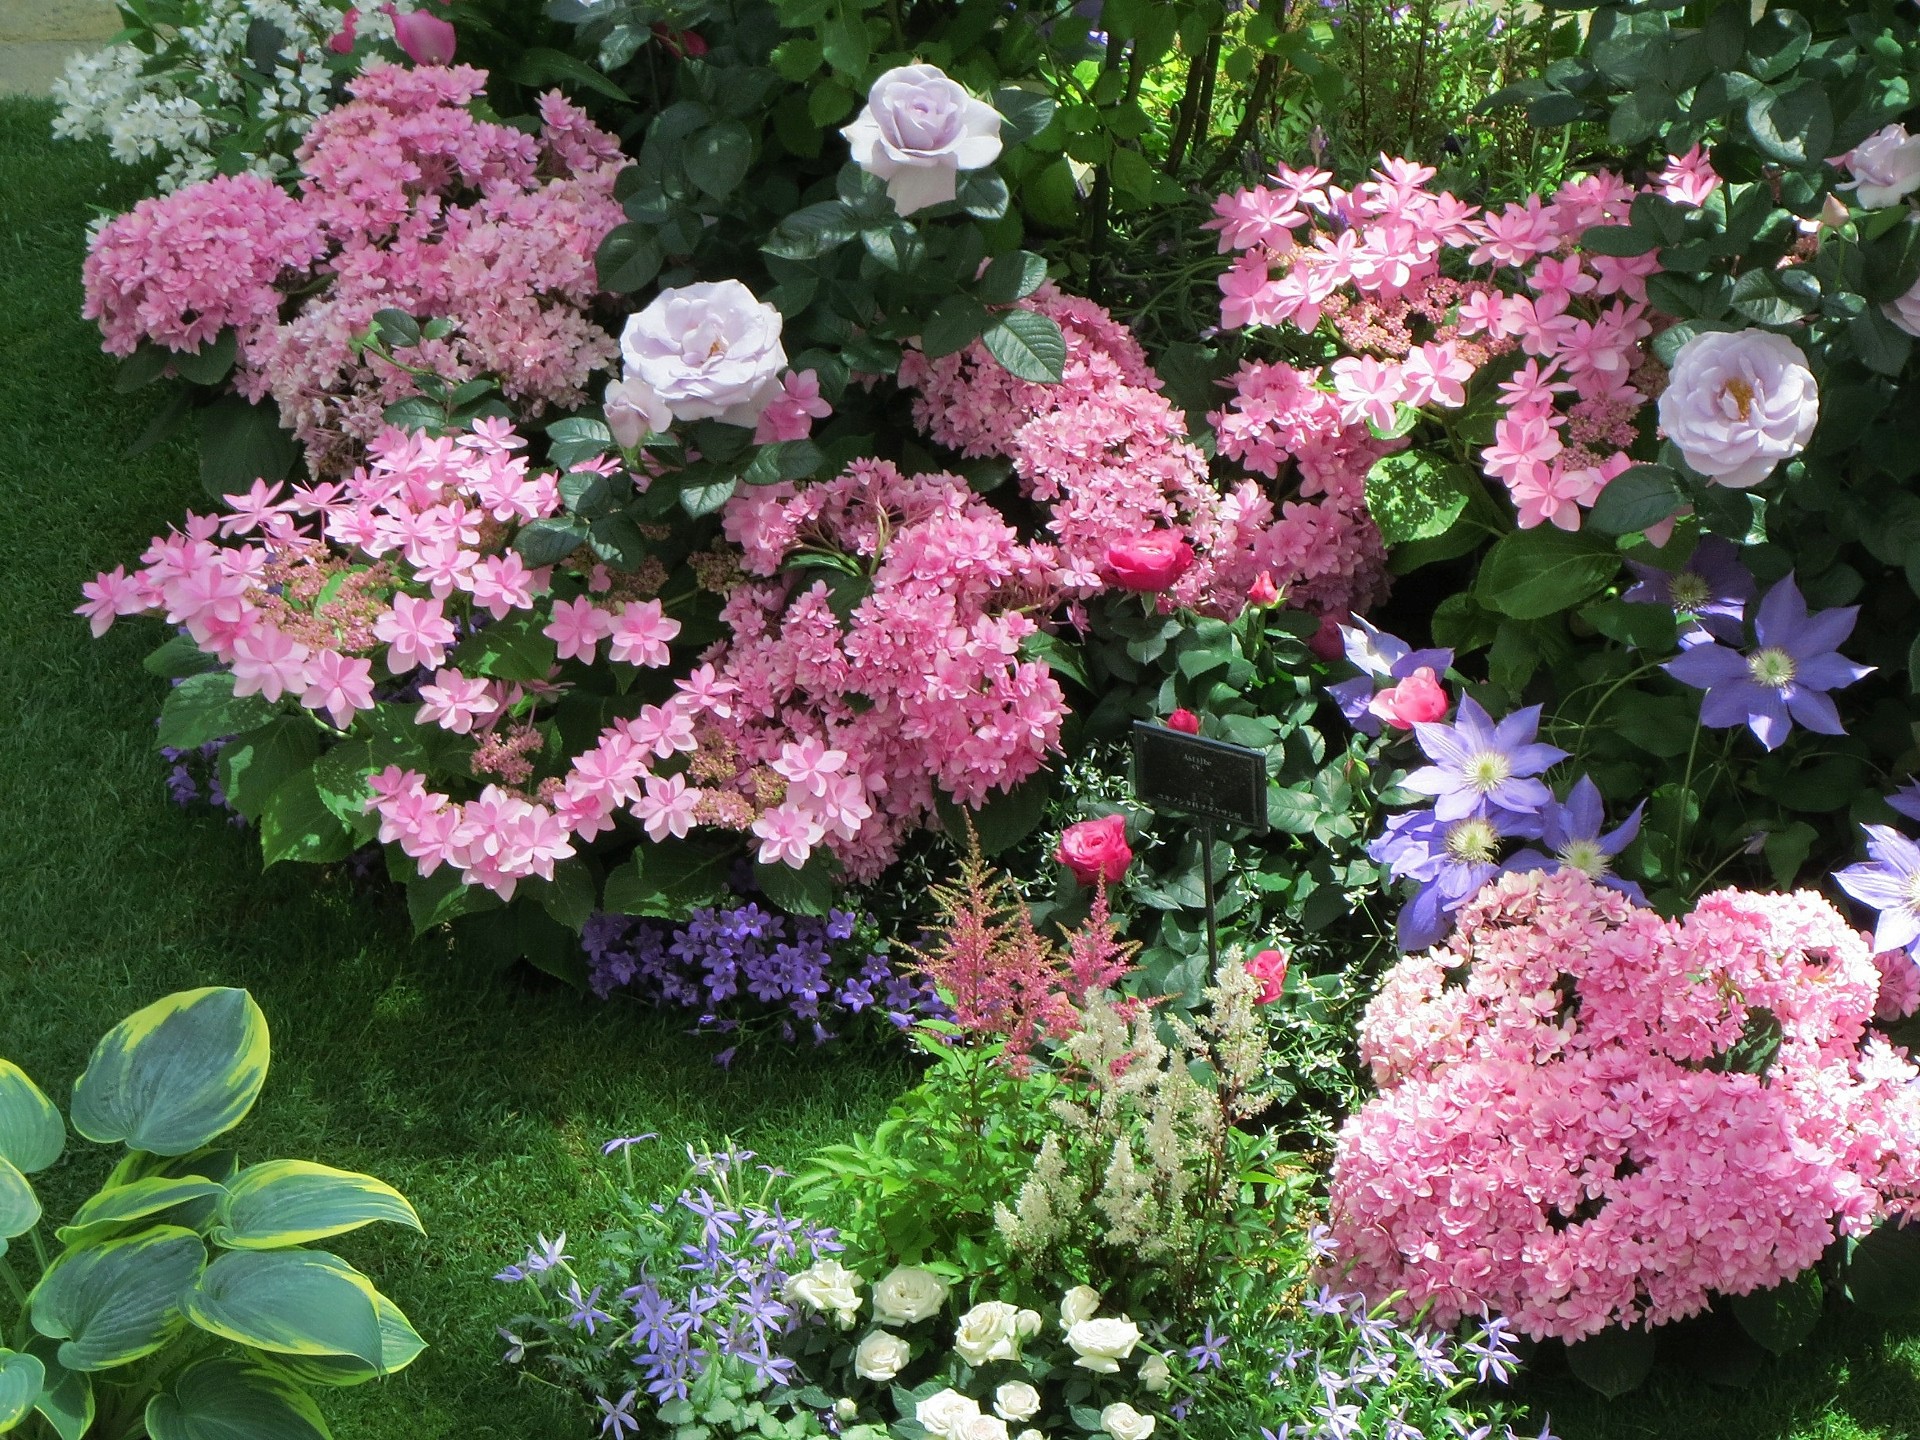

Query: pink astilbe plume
1327;868;1920;1343
915;841;1138;1073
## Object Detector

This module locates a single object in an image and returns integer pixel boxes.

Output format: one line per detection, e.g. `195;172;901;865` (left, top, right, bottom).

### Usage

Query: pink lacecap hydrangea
1204;154;1716;535
82;65;625;475
1327;867;1920;1343
898;283;1388;622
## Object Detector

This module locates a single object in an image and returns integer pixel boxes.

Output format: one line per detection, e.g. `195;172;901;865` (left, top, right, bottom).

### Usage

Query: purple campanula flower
1836;824;1920;954
1621;535;1754;643
602;1133;659;1155
527;1232;571;1274
595;1390;640;1440
1329;618;1454;737
1186;1321;1228;1371
1663;573;1872;750
497;1326;528;1362
1404;697;1566;823
563;1281;616;1336
1461;1313;1518;1384
1504;775;1646;903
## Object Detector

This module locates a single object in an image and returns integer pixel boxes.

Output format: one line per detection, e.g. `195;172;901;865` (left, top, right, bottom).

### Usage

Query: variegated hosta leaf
0;1159;39;1240
145;1357;332;1440
215;1161;421;1250
0;1350;46;1433
0;1061;64;1175
183;1250;385;1367
71;988;270;1157
255;1291;427;1388
28;1227;207;1372
57;1177;227;1249
21;1338;92;1440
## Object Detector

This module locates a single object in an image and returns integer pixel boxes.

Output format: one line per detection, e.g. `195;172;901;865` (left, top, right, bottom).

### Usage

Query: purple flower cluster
156;724;245;825
580;904;948;1056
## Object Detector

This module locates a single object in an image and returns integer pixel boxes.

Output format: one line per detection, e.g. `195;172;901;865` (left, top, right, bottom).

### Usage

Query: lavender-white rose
953;1301;1024;1366
602;373;671;447
1099;1403;1156;1440
782;1257;863;1328
1843;124;1920;209
872;1265;950;1325
993;1382;1041;1423
840;64;1002;217
1655;329;1818;489
916;1389;984;1440
1066;1316;1141;1373
1059;1285;1102;1330
853;1330;911;1382
618;279;787;427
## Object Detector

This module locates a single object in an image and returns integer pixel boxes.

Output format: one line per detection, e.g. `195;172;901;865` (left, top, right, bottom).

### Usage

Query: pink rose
1247;571;1279;606
1106;532;1194;592
1842;123;1920;209
1246;948;1288;1004
1368;666;1448;730
1655;329;1817;489
1166;708;1200;734
384;3;456;65
620;280;787;427
841;64;1003;217
1056;815;1131;887
326;6;359;54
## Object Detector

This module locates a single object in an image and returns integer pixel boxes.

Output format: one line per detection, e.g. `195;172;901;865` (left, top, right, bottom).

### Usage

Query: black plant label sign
1130;722;1269;834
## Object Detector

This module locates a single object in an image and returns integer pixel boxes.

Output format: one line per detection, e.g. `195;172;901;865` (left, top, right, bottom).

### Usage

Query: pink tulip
384;3;456;65
1105;531;1194;593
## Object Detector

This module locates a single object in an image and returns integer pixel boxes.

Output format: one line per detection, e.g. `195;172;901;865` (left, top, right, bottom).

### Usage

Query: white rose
1099;1403;1155;1440
1066;1317;1141;1374
916;1388;983;1440
873;1265;950;1326
956;1416;1011;1440
618;279;787;427
853;1329;911;1382
1656;329;1818;489
840;63;1003;216
953;1301;1023;1366
782;1257;863;1328
1014;1309;1042;1339
1844;123;1920;209
1059;1286;1102;1330
835;1399;860;1421
992;1382;1041;1422
1016;1432;1044;1440
602;373;671;447
1138;1353;1170;1393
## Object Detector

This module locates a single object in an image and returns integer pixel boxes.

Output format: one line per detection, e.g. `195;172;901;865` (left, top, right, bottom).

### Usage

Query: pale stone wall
0;0;119;97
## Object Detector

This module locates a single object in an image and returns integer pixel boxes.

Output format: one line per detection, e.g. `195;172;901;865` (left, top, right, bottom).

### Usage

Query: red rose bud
385;3;456;64
1166;708;1201;734
1308;612;1346;661
1246;948;1288;1004
1106;531;1194;592
1056;814;1132;886
652;23;709;57
1367;666;1449;730
326;6;359;54
1247;570;1279;606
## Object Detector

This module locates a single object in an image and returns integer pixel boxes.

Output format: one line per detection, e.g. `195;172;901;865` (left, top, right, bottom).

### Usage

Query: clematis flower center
1446;818;1499;865
1668;573;1709;612
1905;871;1920;914
1465;750;1512;794
1747;646;1797;689
1722;376;1755;421
1559;839;1611;880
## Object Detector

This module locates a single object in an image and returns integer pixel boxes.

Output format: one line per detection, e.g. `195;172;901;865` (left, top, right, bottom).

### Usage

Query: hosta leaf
258;1292;426;1387
28;1227;206;1372
0;1159;38;1240
22;1338;91;1440
56;1177;227;1249
215;1161;421;1250
0;1061;63;1174
183;1250;384;1366
0;1350;46;1432
146;1357;332;1440
70;988;270;1156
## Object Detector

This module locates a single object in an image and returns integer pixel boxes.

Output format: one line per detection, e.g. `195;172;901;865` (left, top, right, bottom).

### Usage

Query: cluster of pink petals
898;285;1387;621
1207;154;1714;532
716;458;1067;880
83;65;625;475
1328;868;1920;1343
82;173;326;357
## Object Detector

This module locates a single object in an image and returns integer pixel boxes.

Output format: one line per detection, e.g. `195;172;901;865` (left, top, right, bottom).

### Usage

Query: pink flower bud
1056;814;1132;887
326;7;359;54
1246;948;1288;1004
1166;708;1200;735
1247;571;1279;606
1368;666;1449;731
1105;531;1194;592
384;3;456;65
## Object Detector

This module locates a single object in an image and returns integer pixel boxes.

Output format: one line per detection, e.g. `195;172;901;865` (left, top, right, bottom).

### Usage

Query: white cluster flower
51;0;417;191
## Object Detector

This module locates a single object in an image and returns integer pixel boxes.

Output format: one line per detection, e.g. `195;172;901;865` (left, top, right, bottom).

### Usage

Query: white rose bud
872;1265;950;1326
993;1382;1041;1422
602;373;671;447
1844;123;1920;209
1066;1317;1141;1374
1016;1432;1044;1440
782;1257;864;1329
1059;1285;1102;1330
618;279;787;428
853;1329;911;1383
1138;1352;1171;1393
1099;1403;1156;1440
835;1399;860;1422
840;63;1003;216
1656;329;1818;490
916;1389;983;1440
953;1300;1024;1366
1014;1309;1042;1339
956;1416;1011;1440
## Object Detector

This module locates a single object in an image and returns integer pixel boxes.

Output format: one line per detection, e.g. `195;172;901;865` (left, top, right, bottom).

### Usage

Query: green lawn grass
3;94;1919;1440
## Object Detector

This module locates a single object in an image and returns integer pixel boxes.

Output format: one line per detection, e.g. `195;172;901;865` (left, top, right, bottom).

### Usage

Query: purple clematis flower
1835;824;1920;954
1328;618;1453;737
1370;805;1535;950
1887;782;1920;824
1403;697;1567;823
1662;574;1872;751
1505;775;1646;904
1622;536;1755;643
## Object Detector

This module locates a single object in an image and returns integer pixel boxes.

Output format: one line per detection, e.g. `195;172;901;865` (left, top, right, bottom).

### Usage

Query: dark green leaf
510;46;630;102
1477;529;1620;619
259;771;354;867
992;87;1056;145
170;329;237;387
753;853;837;917
216;719;321;822
1846;1221;1920;1315
763;201;858;260
514;518;589;567
595;226;663;294
1364;453;1474;544
158;672;278;750
1564;1325;1655;1398
981;311;1066;382
686;120;753;200
198;397;297;499
922;295;989;359
977;251;1049;306
1746;80;1832;167
1586;465;1684;535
